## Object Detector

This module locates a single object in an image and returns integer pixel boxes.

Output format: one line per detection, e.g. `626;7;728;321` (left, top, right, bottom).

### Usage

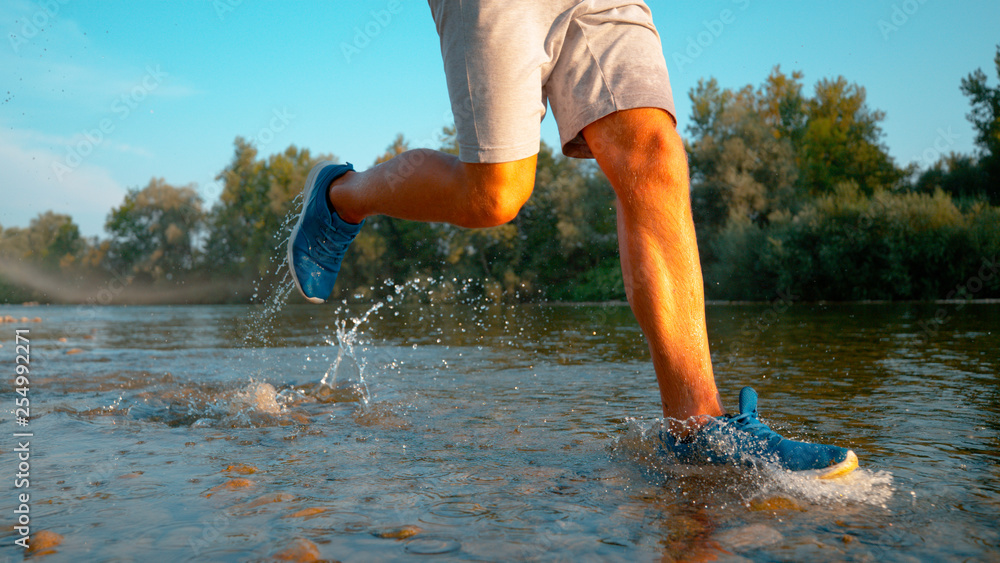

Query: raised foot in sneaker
659;386;858;479
287;161;364;303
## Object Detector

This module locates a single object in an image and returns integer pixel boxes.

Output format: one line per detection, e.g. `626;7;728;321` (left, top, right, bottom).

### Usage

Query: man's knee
583;109;689;201
459;156;536;228
585;108;680;158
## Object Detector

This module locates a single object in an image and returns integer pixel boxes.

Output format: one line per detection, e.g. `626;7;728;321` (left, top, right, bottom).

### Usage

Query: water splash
611;417;894;507
755;464;894;507
231;270;511;424
239;192;304;349
315;278;435;406
319;300;385;406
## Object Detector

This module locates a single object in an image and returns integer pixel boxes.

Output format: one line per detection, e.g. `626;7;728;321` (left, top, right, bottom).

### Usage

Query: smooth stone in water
271;538;321;562
26;530;64;556
205;478;254;496
749;496;805;512
374;525;422;539
237;492;294;510
224;463;258;475
285;507;327;518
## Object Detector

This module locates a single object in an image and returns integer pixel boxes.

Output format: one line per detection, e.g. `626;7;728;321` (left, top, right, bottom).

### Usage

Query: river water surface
1;290;997;561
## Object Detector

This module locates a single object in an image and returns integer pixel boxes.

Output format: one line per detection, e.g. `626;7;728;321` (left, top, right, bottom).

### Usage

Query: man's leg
329;150;536;229
582;107;725;422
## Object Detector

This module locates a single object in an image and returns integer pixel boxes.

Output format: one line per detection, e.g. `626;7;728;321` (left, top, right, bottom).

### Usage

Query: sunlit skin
328;107;725;426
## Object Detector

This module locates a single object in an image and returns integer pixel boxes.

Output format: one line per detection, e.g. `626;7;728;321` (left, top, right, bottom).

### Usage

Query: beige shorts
428;0;676;163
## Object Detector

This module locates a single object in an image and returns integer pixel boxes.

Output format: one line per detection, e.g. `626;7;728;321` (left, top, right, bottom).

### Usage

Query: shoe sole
287;160;336;304
805;449;859;480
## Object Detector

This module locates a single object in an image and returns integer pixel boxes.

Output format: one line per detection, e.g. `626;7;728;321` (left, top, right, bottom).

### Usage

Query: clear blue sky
2;0;998;238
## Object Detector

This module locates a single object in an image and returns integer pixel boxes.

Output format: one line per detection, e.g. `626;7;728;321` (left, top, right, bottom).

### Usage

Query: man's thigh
429;0;554;164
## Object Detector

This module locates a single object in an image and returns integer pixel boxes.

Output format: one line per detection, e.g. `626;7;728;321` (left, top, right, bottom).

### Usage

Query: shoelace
308;221;349;264
726;410;779;442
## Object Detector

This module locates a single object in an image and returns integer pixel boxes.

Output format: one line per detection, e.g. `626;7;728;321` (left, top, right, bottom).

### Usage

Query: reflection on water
0;297;997;561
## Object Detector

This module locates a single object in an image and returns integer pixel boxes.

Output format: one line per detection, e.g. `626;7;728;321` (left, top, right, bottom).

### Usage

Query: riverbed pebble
288;412;312;425
205;478;254;496
0;315;38;323
285;507;327;518
237;492;294;510
271;538;321;561
374;525;422;540
26;530;63;556
224;463;257;475
749;496;805;512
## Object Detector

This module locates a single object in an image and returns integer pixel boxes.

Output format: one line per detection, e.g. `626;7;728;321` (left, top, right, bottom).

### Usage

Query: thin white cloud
7;127;154;159
0;132;126;238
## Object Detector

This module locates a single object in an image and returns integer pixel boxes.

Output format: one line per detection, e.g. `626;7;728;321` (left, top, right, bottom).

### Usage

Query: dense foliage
2;48;999;304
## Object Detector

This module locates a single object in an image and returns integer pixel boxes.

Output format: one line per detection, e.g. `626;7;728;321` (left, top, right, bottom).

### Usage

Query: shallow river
1;289;997;561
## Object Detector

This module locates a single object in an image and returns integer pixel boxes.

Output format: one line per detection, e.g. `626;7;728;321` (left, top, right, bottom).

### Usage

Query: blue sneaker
287;161;364;303
660;387;858;479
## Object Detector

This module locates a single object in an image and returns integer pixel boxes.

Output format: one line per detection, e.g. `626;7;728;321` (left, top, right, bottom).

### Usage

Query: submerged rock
205;478;254;496
236;493;295;511
749;496;805;512
271;538;321;561
224;463;258;475
374;525;422;540
26;530;63;556
285;507;327;518
288;412;312;425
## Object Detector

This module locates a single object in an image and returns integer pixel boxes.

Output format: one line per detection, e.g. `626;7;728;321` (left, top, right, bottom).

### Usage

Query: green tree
517;143;621;301
704;185;1000;301
914;152;989;202
203;138;331;280
106;178;204;280
686;73;799;232
335;132;623;302
333;134;443;298
757;67;808;144
958;44;1000;203
800;76;903;195
36;212;84;269
686;69;904;234
0;212;86;269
